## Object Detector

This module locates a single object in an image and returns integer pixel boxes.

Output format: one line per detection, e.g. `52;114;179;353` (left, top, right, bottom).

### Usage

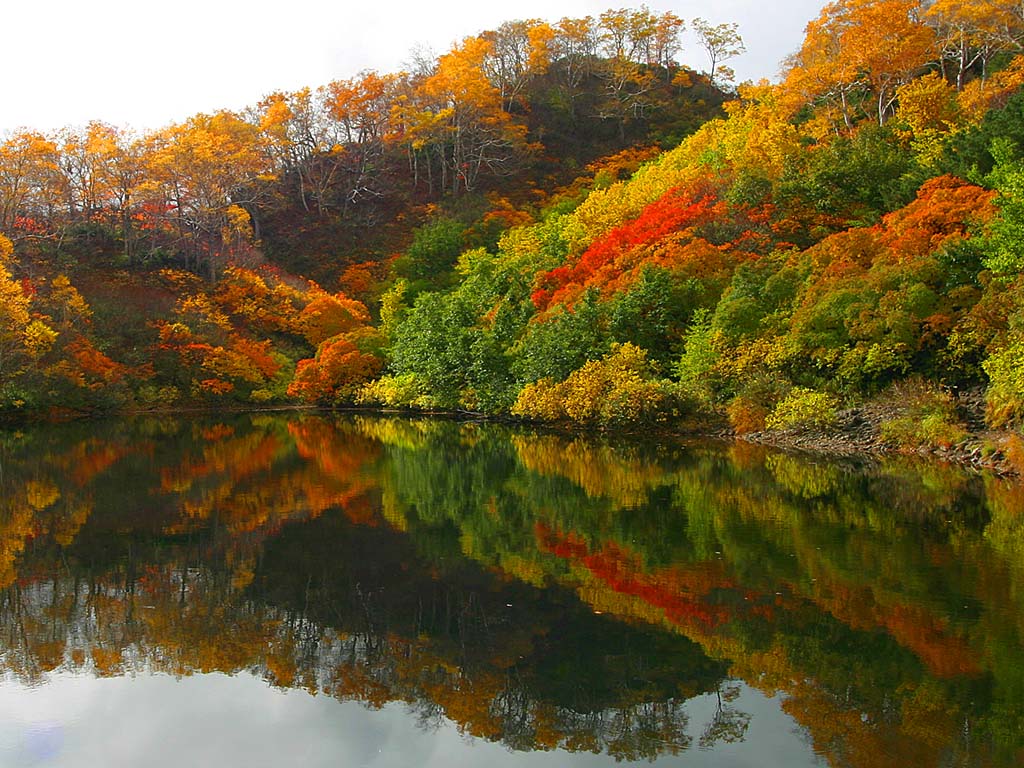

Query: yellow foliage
23;320;57;358
512;378;564;421
49;274;93;323
23;479;60;511
958;54;1024;122
512;343;669;427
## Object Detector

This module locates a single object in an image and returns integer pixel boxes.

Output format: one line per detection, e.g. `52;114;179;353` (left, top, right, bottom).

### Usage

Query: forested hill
4;1;1024;459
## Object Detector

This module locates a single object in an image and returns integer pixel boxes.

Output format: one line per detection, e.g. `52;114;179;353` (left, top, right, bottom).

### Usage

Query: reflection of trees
363;417;1024;765
699;682;751;750
1;413;1024;765
0;416;726;759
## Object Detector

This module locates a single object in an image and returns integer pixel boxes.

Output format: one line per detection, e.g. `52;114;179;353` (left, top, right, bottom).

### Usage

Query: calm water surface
0;412;1021;767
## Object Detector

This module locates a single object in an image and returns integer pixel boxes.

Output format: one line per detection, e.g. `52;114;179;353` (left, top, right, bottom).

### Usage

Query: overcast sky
0;672;821;767
1;0;825;135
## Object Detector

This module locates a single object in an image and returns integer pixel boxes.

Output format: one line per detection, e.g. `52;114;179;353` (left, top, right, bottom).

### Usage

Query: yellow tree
249;87;335;215
480;20;555;112
785;0;936;128
57;122;118;223
323;71;403;212
691;17;746;87
595;9;684;137
551;16;600;120
0;131;60;231
141;111;266;277
0;234;55;399
926;0;1024;89
410;37;530;194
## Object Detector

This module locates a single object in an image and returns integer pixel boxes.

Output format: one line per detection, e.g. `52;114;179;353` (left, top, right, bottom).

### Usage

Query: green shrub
878;380;967;450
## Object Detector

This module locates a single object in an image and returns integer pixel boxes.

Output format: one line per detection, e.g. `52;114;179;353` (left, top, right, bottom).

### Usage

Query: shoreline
3;399;1020;477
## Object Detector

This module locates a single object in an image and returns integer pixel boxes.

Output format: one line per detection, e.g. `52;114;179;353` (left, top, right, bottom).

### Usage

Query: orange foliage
878;175;996;260
67;337;128;388
298;292;372;346
287;335;382;403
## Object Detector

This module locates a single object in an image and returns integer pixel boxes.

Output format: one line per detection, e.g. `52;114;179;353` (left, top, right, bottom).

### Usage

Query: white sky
1;0;825;135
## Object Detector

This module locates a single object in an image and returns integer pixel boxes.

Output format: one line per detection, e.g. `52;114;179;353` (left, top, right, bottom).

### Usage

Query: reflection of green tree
360;416;1024;763
3;412;1024;764
0;415;732;760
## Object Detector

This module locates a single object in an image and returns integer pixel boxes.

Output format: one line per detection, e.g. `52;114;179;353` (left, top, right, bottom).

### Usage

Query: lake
0;411;1021;767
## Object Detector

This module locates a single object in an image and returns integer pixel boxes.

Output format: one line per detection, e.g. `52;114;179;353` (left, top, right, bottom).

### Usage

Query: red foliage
534;189;721;310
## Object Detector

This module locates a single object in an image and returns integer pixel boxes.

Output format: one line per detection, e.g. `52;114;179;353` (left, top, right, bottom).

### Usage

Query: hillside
3;1;1024;465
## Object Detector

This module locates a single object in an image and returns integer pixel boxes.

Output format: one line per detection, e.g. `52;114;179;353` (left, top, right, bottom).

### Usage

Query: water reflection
0;413;1022;766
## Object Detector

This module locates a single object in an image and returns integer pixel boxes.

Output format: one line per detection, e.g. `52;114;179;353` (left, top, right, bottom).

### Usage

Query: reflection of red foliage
534;522;736;630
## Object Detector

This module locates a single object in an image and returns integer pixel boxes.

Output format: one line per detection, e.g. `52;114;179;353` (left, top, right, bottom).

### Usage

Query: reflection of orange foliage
809;581;980;678
91;647;124;677
35;640;66;671
200;424;235;441
784;683;943;768
288;419;381;524
339;492;379;527
535;523;736;631
160;431;282;495
55;439;132;487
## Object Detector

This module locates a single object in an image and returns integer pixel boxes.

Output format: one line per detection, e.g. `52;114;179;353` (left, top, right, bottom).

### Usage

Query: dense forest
3;1;1024;455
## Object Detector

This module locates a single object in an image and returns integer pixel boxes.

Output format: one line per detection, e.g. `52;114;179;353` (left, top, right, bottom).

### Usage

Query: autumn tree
480;20;556;113
550;16;601;120
0;131;60;232
0;234;47;397
925;0;1024;90
401;37;532;194
785;0;936;128
140;112;267;277
691;18;745;87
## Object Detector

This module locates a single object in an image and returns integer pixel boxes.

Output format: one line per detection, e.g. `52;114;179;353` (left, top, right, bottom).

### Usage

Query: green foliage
983;335;1024;427
878;380;968;449
511;290;610;386
674;309;719;404
981;148;1024;276
392;218;467;290
945;90;1024;179
779;124;923;225
608;267;698;365
389;291;476;408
